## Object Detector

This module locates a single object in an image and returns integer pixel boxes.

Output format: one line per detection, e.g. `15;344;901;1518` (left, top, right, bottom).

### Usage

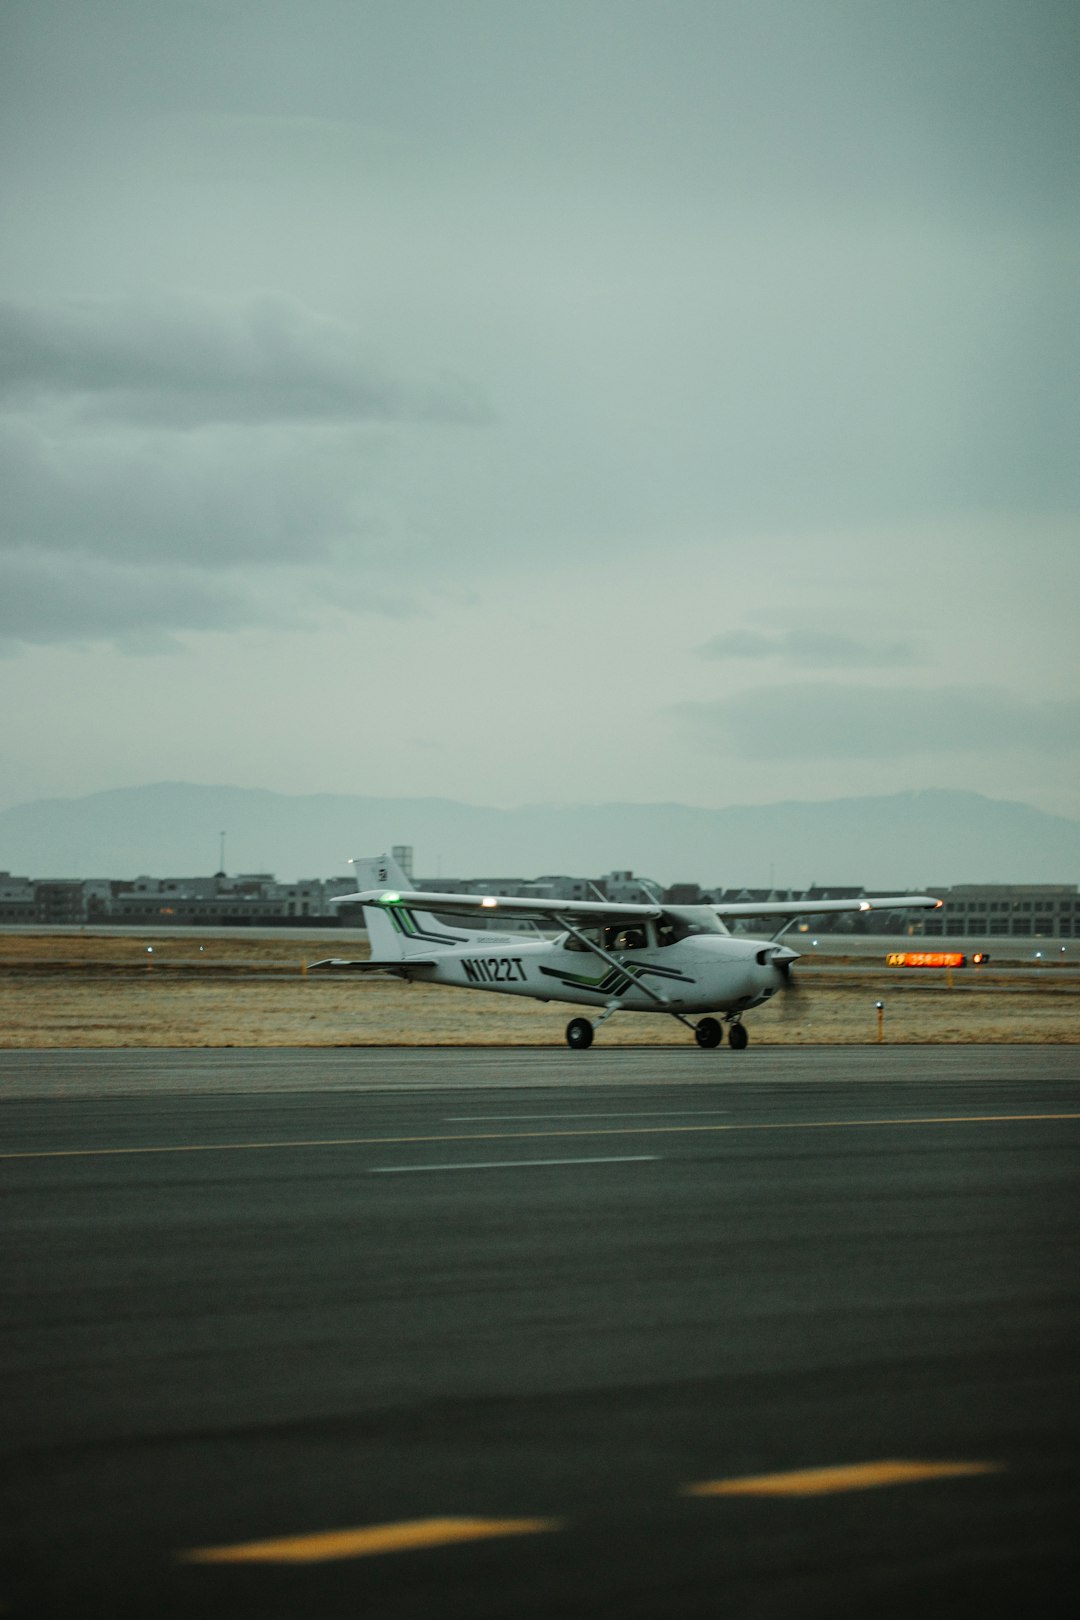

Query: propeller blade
775;954;805;1017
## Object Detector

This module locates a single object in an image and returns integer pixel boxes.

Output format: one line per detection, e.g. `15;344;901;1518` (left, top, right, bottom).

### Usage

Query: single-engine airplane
309;853;941;1050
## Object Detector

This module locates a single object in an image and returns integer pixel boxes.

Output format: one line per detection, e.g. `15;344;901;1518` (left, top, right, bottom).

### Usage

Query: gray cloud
0;547;253;651
697;629;921;667
0;293;491;429
0;292;495;646
676;684;1080;761
0;418;375;567
0;422;435;646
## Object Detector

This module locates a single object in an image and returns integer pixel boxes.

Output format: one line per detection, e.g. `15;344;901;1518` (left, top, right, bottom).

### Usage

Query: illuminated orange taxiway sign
886;952;990;968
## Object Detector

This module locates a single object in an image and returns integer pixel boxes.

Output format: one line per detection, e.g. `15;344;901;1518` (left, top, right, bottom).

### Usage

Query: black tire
694;1016;723;1049
566;1017;594;1050
728;1022;749;1050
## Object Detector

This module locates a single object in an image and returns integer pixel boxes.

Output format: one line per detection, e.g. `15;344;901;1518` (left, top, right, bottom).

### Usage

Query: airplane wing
713;895;941;918
350;889;663;925
336;888;940;928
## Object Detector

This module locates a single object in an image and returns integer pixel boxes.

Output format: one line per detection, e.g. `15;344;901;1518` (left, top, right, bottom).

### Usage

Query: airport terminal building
918;884;1079;938
0;872;350;927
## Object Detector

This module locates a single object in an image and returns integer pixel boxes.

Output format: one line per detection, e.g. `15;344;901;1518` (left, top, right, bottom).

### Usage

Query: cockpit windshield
656;908;727;947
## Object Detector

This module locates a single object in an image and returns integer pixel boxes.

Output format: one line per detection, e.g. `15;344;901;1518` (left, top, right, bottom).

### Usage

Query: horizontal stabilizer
307;957;437;975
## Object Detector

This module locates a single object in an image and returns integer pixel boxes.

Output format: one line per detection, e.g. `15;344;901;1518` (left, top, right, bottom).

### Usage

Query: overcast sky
2;0;1078;824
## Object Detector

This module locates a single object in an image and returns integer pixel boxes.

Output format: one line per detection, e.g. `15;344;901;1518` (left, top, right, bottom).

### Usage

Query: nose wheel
728;1021;749;1050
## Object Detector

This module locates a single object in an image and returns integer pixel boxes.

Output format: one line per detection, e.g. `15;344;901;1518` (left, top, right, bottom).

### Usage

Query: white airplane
310;853;941;1050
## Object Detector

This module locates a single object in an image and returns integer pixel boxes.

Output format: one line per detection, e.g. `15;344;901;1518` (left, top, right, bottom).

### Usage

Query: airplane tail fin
349;852;412;895
343;852;478;960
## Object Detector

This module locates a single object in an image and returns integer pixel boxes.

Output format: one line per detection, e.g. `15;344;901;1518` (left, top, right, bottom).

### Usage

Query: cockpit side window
565;923;652;952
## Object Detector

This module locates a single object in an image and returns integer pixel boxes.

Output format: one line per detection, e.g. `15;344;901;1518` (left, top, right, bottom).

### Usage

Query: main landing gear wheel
566;1017;594;1050
694;1017;723;1049
728;1022;749;1050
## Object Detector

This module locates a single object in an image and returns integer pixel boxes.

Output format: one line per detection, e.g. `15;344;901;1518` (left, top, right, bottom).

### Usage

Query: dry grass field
1;931;1078;1047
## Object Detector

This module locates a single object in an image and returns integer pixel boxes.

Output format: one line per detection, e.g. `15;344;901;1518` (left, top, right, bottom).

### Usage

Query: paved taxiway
3;1047;1078;1618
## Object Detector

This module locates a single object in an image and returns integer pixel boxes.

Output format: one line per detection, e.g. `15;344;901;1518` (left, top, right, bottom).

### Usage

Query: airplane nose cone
752;943;800;992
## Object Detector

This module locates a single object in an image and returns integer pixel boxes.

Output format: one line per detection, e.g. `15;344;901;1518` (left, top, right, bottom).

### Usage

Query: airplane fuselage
407;931;787;1016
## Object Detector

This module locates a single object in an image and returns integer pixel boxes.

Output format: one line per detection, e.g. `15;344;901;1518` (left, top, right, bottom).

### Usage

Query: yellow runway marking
3;1112;1078;1161
180;1515;560;1564
685;1459;1004;1498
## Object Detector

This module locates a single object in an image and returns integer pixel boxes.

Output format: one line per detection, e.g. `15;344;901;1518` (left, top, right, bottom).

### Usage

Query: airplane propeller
777;954;804;1016
759;944;802;1013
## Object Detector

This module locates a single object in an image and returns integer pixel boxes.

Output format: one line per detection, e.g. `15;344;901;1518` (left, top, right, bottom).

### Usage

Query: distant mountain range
1;783;1076;889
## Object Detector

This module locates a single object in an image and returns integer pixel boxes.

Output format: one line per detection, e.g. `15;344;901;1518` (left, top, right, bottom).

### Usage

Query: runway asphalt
3;1047;1078;1618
